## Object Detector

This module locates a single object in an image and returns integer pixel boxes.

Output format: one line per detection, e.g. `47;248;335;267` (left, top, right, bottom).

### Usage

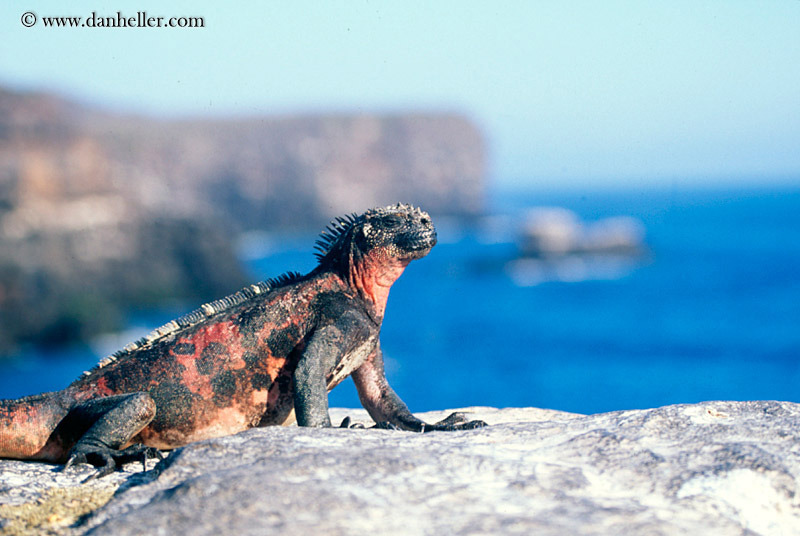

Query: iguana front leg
293;311;372;427
351;344;487;432
293;329;335;428
58;392;161;479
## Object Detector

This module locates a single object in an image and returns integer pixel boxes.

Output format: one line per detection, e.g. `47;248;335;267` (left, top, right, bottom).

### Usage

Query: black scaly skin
0;203;486;479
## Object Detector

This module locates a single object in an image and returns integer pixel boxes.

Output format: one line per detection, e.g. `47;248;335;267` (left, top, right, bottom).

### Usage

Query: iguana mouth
399;228;438;255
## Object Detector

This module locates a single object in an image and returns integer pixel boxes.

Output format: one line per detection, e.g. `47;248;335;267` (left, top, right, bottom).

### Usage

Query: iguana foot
64;440;163;481
373;421;401;430
339;416;400;430
371;413;487;432
425;411;488;432
339;416;366;429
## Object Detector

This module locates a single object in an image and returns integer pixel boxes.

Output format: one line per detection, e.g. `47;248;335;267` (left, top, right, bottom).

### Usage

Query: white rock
2;401;799;536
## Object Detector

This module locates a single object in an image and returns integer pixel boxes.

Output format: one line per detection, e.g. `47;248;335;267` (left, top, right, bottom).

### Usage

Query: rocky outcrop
90;113;486;230
0;87;485;231
2;401;799;535
0;87;485;352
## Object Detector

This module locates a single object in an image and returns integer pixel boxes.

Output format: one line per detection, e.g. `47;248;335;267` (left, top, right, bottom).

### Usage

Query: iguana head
315;203;437;318
315;203;437;263
357;203;438;261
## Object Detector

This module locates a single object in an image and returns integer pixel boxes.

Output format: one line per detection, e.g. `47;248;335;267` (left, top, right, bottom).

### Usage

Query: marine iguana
0;203;486;478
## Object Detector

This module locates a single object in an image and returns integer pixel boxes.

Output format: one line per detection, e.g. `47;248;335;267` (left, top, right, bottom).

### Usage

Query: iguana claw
64;441;163;481
373;421;401;430
352;412;488;432
425;412;488;432
339;416;365;429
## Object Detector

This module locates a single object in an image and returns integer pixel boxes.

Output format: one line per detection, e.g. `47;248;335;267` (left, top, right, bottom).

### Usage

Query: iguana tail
0;391;71;461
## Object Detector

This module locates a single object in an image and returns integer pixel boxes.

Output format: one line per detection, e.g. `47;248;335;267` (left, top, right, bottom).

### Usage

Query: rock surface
2;401;800;535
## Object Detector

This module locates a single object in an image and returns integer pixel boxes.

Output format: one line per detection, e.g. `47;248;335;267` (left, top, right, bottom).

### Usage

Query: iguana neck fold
348;249;410;321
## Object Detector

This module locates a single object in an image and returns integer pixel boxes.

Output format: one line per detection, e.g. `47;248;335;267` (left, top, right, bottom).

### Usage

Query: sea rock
518;207;646;258
2;401;799;535
507;207;648;286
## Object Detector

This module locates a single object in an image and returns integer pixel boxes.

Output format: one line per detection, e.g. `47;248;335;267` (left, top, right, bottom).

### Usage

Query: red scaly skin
67;275;348;451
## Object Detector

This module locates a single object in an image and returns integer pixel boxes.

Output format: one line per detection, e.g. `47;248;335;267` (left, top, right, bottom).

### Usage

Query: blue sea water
2;186;799;415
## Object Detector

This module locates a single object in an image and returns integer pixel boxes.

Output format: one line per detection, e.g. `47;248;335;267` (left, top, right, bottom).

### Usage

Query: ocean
2;186;799;415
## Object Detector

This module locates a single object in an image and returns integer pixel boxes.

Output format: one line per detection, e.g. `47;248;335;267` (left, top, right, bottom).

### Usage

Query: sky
1;1;799;189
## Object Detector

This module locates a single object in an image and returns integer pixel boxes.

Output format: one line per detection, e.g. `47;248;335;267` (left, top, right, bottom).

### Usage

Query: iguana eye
382;215;404;228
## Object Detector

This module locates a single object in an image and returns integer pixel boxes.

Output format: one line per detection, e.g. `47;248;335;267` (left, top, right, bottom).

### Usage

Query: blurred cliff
0;86;486;353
